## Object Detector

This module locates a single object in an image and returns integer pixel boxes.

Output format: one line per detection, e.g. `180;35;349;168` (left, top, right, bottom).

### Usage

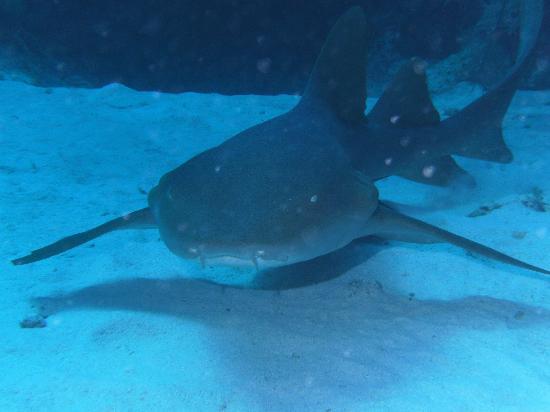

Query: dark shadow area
249;236;386;290
0;0;508;94
395;0;479;59
31;271;550;409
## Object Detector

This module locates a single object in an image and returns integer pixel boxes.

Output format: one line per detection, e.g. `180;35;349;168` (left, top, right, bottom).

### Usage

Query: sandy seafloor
0;79;549;411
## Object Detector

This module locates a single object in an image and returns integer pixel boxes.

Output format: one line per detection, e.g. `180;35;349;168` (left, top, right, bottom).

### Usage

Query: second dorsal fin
368;58;440;128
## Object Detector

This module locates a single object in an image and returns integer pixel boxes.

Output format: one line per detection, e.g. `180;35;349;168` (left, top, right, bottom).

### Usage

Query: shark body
13;1;549;277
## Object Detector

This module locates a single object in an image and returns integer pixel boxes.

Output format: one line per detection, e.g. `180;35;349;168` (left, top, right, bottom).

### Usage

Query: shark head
142;7;380;269
147;114;380;269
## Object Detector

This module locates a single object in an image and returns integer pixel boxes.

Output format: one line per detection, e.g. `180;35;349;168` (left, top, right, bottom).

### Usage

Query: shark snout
162;228;290;269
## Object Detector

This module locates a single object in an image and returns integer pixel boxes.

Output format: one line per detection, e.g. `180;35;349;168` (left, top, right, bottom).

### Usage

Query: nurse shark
12;1;549;276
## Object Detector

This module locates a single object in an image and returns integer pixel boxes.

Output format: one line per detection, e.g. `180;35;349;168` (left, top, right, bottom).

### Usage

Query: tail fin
444;0;543;163
12;207;155;265
370;203;549;276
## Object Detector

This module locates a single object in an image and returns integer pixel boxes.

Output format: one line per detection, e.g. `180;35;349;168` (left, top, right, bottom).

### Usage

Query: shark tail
371;203;549;276
11;207;155;265
443;0;543;163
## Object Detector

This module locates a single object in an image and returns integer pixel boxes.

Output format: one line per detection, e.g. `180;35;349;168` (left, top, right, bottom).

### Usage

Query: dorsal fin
368;58;440;127
299;7;370;123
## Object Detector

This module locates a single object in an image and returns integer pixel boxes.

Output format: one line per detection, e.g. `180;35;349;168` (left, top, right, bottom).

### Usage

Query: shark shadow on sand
31;263;550;409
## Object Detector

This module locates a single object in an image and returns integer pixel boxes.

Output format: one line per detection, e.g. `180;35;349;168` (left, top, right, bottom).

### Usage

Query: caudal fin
12;207;155;265
444;0;543;163
369;203;549;276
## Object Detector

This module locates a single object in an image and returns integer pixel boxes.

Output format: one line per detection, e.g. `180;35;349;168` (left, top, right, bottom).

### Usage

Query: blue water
1;2;549;411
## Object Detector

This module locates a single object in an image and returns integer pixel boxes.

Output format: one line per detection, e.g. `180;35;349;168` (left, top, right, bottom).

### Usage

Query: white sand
1;80;549;411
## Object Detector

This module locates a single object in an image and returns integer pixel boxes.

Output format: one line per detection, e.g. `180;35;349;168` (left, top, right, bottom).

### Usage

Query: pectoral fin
367;203;549;275
12;207;155;265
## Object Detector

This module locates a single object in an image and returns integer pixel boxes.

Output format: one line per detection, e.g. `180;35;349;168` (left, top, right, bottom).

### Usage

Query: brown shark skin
11;1;549;278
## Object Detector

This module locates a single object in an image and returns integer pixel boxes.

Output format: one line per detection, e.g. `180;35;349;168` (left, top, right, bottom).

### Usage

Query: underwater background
1;0;549;410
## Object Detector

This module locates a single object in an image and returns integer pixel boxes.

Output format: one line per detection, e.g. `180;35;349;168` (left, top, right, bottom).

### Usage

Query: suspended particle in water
400;136;411;147
257;58;272;74
422;165;436;178
422;105;433;115
412;59;427;75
